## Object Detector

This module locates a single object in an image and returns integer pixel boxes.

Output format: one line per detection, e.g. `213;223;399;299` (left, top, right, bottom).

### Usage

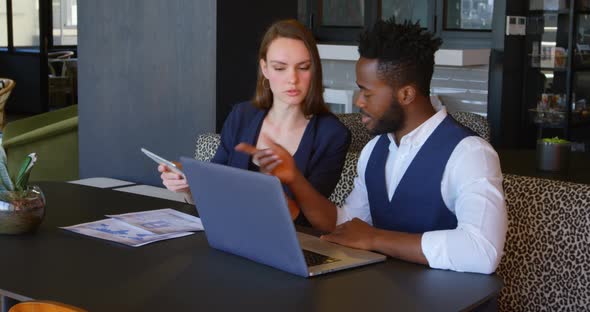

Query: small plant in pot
536;137;571;172
0;147;45;234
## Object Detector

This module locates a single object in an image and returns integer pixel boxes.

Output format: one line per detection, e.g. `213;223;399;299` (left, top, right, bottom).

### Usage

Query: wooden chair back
9;301;87;312
0;78;16;129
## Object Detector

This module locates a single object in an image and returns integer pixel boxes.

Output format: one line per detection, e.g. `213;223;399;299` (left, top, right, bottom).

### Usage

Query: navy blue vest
365;115;475;233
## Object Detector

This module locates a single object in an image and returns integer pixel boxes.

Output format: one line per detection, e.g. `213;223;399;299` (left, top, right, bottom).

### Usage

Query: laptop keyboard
302;249;340;267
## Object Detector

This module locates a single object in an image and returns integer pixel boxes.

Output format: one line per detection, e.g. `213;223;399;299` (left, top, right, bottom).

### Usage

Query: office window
52;0;77;46
382;0;428;27
321;0;364;27
445;0;494;30
12;0;39;48
0;0;7;48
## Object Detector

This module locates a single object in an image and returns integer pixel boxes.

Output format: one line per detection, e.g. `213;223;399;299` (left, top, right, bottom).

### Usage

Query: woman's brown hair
252;19;328;116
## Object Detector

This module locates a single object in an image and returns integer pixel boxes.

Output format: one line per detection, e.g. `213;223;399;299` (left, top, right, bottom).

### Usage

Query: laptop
180;157;386;277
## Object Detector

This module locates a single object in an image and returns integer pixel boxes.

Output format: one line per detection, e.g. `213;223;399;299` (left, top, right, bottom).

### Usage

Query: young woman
159;19;351;228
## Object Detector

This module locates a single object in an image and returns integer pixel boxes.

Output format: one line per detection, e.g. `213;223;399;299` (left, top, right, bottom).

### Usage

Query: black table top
498;149;590;185
0;182;502;312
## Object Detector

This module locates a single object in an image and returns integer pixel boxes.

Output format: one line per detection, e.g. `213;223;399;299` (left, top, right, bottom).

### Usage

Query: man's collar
387;107;448;148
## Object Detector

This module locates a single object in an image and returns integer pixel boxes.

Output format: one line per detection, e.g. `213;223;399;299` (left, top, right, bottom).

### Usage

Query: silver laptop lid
181;157;309;277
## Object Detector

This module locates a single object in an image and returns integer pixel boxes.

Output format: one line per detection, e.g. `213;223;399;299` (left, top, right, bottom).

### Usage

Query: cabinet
524;0;590;143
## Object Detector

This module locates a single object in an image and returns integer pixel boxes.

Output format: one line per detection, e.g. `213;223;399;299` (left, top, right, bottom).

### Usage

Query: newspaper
62;208;203;247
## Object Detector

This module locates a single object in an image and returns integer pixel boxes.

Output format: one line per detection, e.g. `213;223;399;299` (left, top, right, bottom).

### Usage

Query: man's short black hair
358;18;442;96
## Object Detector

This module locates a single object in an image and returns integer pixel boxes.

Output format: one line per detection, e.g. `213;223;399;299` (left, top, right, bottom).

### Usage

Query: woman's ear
396;85;417;106
260;59;269;78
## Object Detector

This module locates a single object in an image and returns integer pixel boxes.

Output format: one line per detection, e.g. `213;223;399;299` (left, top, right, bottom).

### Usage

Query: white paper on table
106;208;203;234
61;218;194;247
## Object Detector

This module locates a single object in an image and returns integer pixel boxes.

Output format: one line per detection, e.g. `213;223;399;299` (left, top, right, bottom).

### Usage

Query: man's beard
364;97;405;136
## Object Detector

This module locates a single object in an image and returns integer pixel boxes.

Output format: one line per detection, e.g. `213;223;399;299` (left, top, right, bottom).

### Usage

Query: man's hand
235;135;338;233
323;218;429;265
285;194;301;220
321;218;379;250
234;137;300;185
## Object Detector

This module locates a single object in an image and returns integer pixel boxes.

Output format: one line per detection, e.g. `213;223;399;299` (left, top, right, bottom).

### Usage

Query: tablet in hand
141;147;185;177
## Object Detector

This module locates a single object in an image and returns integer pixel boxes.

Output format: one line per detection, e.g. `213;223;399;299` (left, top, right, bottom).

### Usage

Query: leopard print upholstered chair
497;174;590;311
328;151;360;207
448;111;490;142
194;133;221;162
335;113;373;153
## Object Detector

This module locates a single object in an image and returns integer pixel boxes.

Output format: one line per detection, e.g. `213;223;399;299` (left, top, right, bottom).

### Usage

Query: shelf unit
523;0;590;144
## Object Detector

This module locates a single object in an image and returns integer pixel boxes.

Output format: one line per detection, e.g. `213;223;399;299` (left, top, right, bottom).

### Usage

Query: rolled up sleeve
421;137;508;274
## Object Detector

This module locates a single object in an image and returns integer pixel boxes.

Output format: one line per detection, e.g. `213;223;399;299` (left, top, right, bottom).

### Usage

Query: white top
337;108;507;274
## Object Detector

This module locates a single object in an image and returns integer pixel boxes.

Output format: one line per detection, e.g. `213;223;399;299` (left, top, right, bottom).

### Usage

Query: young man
237;19;507;274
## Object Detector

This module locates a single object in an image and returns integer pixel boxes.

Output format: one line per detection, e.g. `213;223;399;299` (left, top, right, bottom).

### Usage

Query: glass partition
321;0;364;27
445;0;494;30
526;12;570;129
573;72;590;125
52;0;77;46
576;14;590;67
382;0;428;27
0;0;7;48
574;14;590;125
528;14;569;70
530;0;569;10
12;0;39;49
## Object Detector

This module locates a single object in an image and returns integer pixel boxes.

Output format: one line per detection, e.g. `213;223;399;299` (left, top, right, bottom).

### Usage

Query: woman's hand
158;163;190;193
234;138;300;185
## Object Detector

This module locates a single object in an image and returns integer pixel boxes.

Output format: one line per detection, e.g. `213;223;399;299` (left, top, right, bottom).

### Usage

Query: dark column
216;0;298;132
78;0;216;185
487;0;527;148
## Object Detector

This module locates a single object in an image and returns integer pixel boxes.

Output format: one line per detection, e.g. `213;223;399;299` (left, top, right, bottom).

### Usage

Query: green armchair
2;105;78;181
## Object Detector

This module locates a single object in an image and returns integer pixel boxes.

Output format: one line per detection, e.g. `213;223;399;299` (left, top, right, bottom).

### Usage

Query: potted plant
0;147;45;234
536;137;571;172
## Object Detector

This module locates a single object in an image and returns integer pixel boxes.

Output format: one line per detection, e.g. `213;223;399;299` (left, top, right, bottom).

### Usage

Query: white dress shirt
338;108;507;274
